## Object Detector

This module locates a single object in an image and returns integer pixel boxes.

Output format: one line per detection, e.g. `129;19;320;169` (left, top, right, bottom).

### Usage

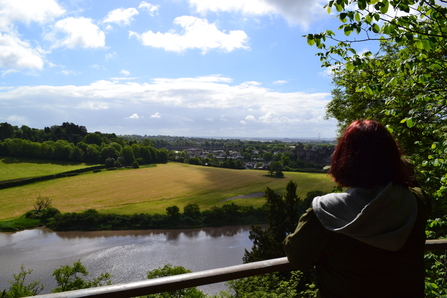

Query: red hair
330;120;413;188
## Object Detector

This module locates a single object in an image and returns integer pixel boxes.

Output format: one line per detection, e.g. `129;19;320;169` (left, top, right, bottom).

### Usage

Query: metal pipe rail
30;239;447;298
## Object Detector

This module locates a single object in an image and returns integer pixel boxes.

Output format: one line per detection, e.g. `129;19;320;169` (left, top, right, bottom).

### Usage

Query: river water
0;226;255;295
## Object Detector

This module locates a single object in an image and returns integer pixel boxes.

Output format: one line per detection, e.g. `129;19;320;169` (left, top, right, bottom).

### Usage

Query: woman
283;120;430;298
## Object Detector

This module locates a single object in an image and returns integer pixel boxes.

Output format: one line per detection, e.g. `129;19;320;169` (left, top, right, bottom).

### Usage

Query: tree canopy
307;0;447;205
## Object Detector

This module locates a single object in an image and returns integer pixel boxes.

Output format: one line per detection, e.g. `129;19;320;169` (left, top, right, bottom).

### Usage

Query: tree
157;148;168;163
183;204;200;218
307;0;447;204
166;206;180;224
84;133;103;146
132;160;140;169
243;181;301;263
85;144;101;163
122;145;136;165
263;152;273;162
52;260;111;293
100;146;119;161
267;161;282;177
33;195;52;213
144;264;206;298
0;122;14;141
3;266;44;298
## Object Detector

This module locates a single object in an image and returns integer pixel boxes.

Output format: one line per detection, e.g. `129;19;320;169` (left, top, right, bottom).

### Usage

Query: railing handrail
28;239;447;298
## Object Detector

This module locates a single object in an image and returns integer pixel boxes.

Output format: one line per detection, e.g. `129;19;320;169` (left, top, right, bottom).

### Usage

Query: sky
0;0;345;139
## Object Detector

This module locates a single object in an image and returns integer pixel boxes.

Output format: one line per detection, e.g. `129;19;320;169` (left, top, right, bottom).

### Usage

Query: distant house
185;148;202;158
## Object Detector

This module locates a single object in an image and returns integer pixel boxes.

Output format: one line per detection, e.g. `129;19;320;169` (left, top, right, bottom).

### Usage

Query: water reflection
0;226;257;295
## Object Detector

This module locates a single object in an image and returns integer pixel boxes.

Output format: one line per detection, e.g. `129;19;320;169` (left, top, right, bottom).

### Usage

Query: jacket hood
312;182;418;251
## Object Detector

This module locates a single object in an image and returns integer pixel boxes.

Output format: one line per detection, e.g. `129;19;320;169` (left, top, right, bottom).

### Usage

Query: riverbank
0;200;268;232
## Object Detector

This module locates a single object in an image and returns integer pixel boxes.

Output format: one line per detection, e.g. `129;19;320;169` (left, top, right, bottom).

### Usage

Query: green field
0;157;96;181
0;162;335;220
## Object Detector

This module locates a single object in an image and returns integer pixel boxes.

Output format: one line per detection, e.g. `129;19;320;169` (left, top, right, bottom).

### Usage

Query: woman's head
330;120;412;188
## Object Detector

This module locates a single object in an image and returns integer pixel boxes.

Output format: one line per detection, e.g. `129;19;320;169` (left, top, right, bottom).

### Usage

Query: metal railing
29;239;447;298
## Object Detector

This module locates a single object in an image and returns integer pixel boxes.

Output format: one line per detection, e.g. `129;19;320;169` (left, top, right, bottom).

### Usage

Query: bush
275;170;284;178
105;157;115;168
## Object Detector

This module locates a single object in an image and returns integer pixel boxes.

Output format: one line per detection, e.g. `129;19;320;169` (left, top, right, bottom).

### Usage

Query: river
0;226;256;295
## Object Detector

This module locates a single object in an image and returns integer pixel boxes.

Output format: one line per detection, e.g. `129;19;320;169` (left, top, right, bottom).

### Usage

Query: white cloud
61;70;81;75
120;69;130;76
273;80;287;85
0;76;335;137
91;64;106;70
0;75;329;119
127;113;140;119
0;33;45;69
7;115;27;123
103;7;139;26
105;52;117;60
77;101;112;110
190;0;275;15
129;16;249;53
0;0;65;32
189;0;327;29
48;17;106;49
110;76;137;81
138;1;159;15
1;69;18;77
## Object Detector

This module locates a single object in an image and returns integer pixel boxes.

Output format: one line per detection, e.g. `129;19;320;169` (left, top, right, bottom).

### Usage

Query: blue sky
0;0;346;139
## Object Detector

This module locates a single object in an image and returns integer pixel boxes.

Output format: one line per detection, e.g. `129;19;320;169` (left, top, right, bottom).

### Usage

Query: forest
0;122;168;166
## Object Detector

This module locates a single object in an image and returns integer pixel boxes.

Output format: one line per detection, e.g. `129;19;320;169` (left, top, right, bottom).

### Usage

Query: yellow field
0;163;335;220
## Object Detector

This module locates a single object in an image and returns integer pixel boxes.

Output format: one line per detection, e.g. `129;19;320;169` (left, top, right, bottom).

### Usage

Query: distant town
121;134;336;171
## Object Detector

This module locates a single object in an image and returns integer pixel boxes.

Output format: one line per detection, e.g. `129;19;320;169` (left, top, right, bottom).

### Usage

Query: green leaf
307;35;316;46
406;118;414;128
372;23;380;33
415;40;424;50
335;3;343;12
381;0;389;13
358;0;367;10
346;62;354;71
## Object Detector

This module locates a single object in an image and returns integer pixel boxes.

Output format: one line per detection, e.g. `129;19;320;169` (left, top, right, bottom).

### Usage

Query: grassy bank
0;162;335;220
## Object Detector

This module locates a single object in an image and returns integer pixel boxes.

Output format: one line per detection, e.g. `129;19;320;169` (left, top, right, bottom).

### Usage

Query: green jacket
283;183;430;298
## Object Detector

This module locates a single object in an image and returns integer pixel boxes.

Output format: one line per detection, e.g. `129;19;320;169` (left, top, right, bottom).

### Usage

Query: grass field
0;157;96;181
0;162;336;220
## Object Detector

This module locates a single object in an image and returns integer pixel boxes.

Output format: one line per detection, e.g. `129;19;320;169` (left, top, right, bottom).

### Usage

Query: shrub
105;157;115;168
